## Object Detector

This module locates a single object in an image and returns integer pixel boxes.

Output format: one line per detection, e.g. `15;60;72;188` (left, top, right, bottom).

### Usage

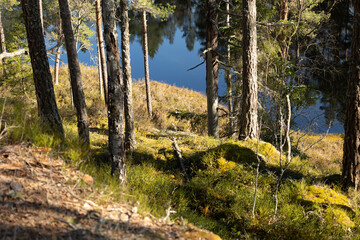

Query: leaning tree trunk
142;10;153;118
96;0;108;104
102;0;126;183
20;0;64;136
239;0;258;140
342;0;360;191
59;0;90;145
206;0;219;138
120;0;136;151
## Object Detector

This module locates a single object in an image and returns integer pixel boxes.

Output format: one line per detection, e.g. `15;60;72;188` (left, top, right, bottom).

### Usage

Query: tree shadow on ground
0;199;165;240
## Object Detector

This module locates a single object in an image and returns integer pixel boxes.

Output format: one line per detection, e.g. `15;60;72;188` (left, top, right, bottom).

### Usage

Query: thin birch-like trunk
142;10;152;118
96;0;108;104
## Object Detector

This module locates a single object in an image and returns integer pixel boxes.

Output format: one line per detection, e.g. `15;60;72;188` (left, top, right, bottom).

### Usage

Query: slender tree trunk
54;47;61;85
206;0;219;138
96;0;108;104
225;0;234;137
59;0;90;145
102;0;126;183
0;10;6;55
239;0;258;140
142;10;152;118
39;0;44;32
120;0;136;151
20;0;64;136
97;38;103;96
0;10;7;75
280;0;288;59
342;0;360;191
54;18;62;85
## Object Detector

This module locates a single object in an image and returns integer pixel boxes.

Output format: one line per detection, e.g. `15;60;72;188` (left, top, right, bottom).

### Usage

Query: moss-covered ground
1;65;359;239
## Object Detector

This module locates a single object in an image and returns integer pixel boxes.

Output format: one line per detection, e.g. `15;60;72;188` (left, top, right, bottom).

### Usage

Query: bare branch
187;59;205;71
0;49;28;61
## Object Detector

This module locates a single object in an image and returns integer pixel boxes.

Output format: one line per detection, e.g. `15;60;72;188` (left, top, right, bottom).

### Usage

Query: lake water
52;3;344;134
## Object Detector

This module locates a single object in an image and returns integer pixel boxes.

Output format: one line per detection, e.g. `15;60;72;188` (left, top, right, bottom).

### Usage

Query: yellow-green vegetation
2;65;360;239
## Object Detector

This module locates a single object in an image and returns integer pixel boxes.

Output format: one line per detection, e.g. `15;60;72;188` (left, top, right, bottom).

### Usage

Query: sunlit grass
2;64;359;240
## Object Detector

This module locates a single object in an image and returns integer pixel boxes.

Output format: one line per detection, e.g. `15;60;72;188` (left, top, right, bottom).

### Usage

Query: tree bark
142;10;153;118
59;0;90;145
97;38;103;96
54;18;62;85
120;0;136;151
225;0;234;137
239;0;258;140
0;10;6;55
0;9;7;75
20;0;64;137
54;47;61;85
39;0;44;32
102;0;126;183
96;0;108;104
206;0;219;138
342;0;360;191
279;0;289;59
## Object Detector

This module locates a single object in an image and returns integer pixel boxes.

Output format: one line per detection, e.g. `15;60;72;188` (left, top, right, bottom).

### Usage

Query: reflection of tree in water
303;0;351;126
127;0;203;58
126;0;351;130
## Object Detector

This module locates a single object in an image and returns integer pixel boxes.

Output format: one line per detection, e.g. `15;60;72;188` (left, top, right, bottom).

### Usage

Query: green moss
299;185;351;209
325;207;355;228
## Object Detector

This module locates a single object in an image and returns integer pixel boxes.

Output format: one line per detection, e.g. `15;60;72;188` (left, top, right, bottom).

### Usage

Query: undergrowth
1;65;359;239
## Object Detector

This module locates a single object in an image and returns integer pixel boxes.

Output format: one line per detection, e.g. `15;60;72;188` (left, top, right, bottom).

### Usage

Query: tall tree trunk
59;0;90;145
54;18;62;85
239;0;258;140
120;0;136;151
206;0;219;138
225;0;234;137
96;0;108;104
97;38;103;96
39;0;44;32
20;0;64;136
54;47;61;85
102;0;126;183
0;10;6;55
142;10;153;118
342;0;360;191
0;10;7;75
280;0;288;59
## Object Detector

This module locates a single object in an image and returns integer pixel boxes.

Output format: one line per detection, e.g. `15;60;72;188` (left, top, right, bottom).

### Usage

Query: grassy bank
1;65;358;239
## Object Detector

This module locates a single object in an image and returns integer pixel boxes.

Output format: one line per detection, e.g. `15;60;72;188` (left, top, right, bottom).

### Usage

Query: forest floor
0;143;220;240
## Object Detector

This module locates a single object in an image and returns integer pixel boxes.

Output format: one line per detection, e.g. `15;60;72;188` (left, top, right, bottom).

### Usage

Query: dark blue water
51;22;344;134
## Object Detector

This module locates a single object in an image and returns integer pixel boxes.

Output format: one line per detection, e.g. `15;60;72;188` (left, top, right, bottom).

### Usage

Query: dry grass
53;65;227;135
292;132;343;176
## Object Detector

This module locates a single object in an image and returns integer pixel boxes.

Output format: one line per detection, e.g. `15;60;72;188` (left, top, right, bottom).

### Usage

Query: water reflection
73;0;349;133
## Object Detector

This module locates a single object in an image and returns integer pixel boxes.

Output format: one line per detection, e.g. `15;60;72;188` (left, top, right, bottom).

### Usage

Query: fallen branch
170;137;189;181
